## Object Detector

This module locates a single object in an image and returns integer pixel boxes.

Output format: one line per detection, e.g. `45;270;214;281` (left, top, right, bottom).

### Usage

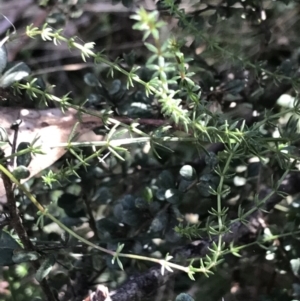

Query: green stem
51;136;199;148
0;164;190;274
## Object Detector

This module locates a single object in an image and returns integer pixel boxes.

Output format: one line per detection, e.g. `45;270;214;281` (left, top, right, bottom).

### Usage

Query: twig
0;163;56;301
9;119;22;166
83;193;99;241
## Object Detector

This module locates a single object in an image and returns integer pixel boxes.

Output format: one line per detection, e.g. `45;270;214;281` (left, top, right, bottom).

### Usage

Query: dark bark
0;168;57;301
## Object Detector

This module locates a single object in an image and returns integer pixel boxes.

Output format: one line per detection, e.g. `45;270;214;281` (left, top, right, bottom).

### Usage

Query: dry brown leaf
0;107;104;204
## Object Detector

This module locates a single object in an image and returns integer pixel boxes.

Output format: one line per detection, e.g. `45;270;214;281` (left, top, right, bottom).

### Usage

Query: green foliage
1;0;300;300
